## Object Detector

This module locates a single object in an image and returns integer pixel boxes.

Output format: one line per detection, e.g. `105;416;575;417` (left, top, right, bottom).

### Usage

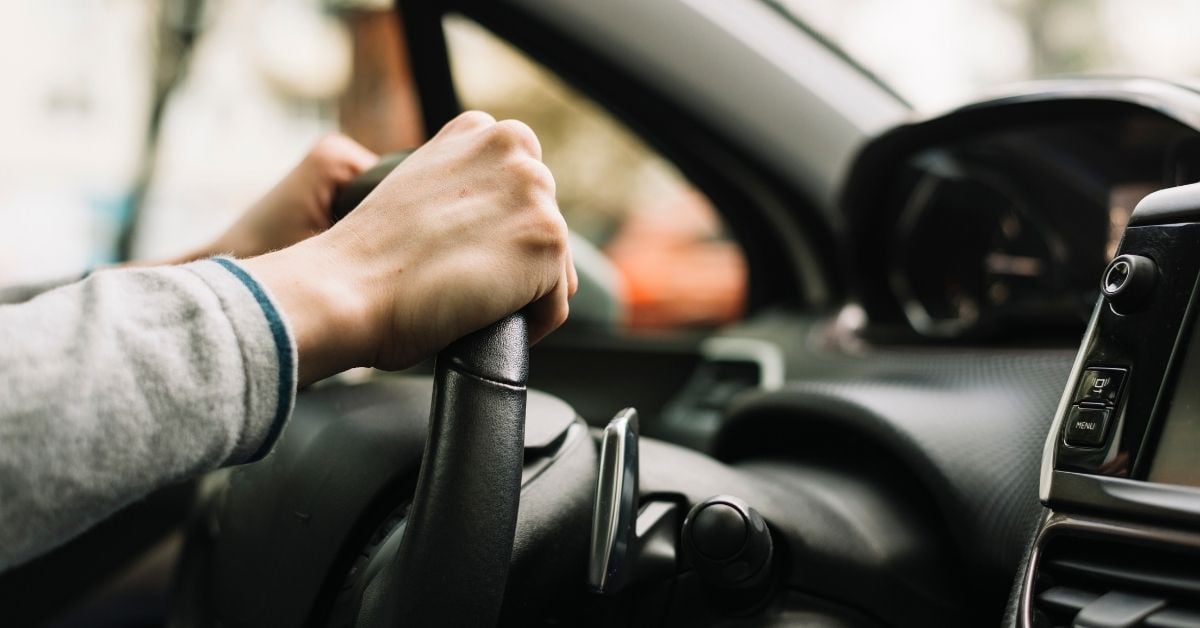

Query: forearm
0;246;212;307
116;243;215;270
0;260;295;571
0;274;86;306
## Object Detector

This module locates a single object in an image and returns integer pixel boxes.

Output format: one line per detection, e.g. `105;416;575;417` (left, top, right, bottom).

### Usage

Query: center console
1020;182;1200;627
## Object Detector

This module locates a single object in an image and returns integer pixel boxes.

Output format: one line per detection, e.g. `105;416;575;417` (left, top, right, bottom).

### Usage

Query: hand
206;134;378;258
121;135;377;270
244;112;578;385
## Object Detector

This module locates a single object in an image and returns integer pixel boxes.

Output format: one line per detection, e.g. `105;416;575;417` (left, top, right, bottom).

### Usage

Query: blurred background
781;0;1200;110
1;0;1197;330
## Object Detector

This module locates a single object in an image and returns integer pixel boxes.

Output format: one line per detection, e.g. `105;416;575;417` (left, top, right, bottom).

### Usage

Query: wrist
240;236;375;386
116;242;219;270
204;228;257;260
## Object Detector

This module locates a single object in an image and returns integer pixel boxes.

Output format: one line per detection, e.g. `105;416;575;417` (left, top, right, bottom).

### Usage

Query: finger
338;139;380;176
314;135;379;183
526;275;570;345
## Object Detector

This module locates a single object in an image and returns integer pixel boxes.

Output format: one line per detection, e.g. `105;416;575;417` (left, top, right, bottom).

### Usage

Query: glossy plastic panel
1055;224;1200;477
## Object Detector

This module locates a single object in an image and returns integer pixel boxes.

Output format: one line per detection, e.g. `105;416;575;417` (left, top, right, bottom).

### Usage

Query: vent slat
1035;585;1098;614
1032;532;1200;627
1046;558;1200;597
1145;607;1200;628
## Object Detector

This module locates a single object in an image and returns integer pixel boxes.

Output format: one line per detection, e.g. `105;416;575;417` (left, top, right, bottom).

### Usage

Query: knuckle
308;134;344;162
535;212;569;256
507;157;541;184
483;121;520;152
451;110;496;132
510;157;555;196
459;110;496;126
531;162;556;195
551;301;569;328
495;119;541;156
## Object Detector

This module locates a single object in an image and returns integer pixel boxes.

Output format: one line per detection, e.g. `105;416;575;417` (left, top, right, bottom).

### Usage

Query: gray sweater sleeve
0;258;297;571
0;273;86;305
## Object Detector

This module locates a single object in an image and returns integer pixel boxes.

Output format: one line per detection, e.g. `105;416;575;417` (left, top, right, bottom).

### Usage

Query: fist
246;112;577;384
333;111;578;370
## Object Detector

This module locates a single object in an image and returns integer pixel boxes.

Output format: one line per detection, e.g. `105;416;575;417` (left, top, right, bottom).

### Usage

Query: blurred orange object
338;10;426;153
604;190;747;329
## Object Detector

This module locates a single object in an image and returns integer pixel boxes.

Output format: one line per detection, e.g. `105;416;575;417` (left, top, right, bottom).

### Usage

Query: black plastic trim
1019;513;1200;628
842;84;1200;332
1131;182;1200;226
396;0;460;136
1048;471;1200;531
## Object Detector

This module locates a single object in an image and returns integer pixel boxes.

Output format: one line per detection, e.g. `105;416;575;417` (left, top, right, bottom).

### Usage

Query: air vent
1031;533;1200;627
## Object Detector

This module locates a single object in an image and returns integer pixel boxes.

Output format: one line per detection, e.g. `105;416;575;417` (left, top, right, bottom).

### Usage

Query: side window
0;3;423;280
443;16;747;331
134;4;425;261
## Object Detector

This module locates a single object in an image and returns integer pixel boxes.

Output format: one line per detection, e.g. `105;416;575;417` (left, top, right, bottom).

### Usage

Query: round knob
691;503;747;560
681;495;773;590
1101;254;1156;313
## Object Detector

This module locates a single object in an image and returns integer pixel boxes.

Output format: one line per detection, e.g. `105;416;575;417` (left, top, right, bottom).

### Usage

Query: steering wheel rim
333;154;530;626
354;313;528;627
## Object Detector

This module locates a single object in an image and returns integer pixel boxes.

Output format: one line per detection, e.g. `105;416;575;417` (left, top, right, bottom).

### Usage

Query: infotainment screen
1148;315;1200;487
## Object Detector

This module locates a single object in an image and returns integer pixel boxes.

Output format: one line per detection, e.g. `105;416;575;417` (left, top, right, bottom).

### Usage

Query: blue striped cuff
211;257;295;462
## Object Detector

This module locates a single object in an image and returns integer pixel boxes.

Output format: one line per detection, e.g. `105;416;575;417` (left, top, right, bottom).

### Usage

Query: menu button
1064;406;1112;448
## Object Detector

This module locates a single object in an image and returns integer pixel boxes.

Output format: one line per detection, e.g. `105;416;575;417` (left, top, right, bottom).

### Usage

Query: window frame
397;0;837;315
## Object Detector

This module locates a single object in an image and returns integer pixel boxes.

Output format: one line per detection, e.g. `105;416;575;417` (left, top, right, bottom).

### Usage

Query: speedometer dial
890;161;1067;339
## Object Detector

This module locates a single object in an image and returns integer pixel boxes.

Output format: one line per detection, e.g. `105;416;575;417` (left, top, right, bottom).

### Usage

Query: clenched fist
243;112;578;385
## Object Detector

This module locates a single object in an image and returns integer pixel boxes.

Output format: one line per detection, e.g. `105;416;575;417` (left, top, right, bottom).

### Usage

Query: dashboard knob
681;495;773;590
1102;254;1156;313
691;502;746;560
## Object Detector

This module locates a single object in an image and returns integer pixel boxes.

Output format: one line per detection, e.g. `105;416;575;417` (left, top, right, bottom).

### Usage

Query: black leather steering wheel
355;313;528;626
334;155;529;626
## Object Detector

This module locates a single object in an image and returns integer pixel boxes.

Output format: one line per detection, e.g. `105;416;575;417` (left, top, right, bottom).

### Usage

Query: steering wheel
168;153;533;627
334;154;530;626
351;311;528;626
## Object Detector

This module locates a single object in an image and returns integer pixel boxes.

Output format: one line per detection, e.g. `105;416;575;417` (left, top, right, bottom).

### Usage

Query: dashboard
761;82;1200;624
1015;177;1200;627
842;86;1200;343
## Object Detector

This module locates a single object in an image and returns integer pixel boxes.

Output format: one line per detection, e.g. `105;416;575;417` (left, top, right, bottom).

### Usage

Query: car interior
3;1;1200;627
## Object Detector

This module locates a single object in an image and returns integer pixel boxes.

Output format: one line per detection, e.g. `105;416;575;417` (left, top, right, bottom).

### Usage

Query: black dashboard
820;80;1200;627
842;87;1200;344
705;81;1200;627
1013;179;1200;628
16;80;1200;628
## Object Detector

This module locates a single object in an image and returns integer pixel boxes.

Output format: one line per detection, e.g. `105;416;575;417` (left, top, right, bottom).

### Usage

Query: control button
681;495;774;591
1102;254;1156;313
1075;367;1127;406
1104;258;1132;292
691;503;748;560
1065;405;1112;448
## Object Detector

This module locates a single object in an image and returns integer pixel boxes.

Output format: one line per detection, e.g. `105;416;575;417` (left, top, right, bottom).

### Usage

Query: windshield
775;0;1200;110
